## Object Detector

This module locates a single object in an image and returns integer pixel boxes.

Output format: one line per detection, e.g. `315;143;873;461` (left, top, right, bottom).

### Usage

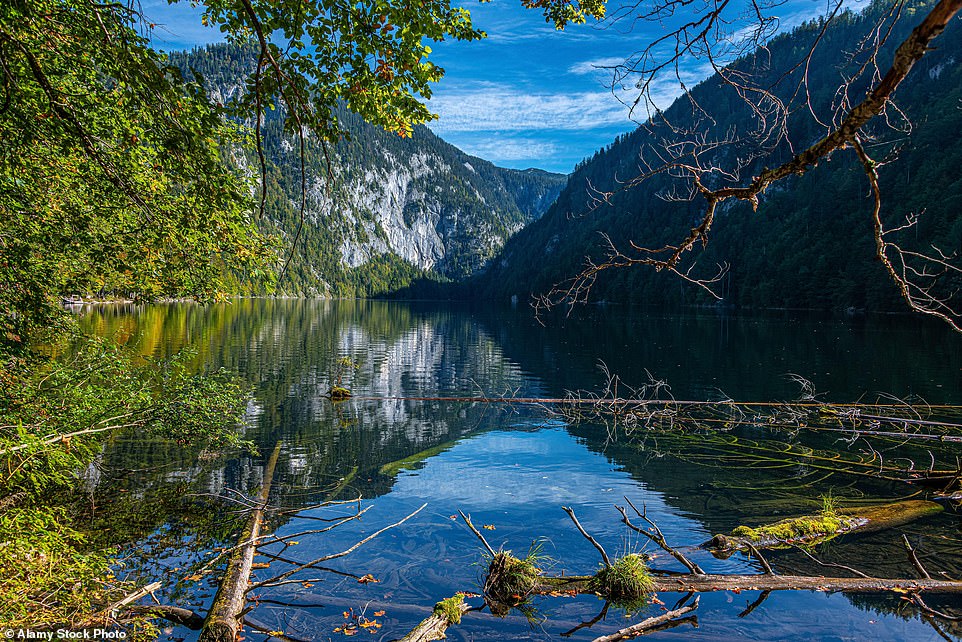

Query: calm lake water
81;300;962;641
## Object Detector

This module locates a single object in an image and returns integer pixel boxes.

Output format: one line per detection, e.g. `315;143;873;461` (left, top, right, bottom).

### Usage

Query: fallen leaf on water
358;574;379;584
650;596;665;605
267;631;284;637
449;515;458;520
482;524;496;530
185;574;204;582
302;582;314;588
373;611;386;617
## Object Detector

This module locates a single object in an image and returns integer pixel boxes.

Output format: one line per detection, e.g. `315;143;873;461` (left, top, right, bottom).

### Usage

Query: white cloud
446;137;559;162
568;56;629;75
427;83;632;133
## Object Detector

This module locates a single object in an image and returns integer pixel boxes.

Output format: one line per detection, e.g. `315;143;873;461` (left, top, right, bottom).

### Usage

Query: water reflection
77;300;962;641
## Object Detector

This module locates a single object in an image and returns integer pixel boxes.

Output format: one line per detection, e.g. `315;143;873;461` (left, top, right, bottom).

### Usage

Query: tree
0;0;607;628
535;0;962;330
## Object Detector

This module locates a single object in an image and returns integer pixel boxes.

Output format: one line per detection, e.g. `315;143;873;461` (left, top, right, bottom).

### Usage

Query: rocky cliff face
170;44;566;296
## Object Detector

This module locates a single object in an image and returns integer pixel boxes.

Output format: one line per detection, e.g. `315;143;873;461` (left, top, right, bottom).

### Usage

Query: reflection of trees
79;300;537;527
77;300;962;631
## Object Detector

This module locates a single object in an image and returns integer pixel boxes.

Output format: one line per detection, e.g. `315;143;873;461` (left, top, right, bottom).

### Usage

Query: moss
329;386;352;400
433;594;465;623
378;442;457;476
731;499;857;544
589;554;653;606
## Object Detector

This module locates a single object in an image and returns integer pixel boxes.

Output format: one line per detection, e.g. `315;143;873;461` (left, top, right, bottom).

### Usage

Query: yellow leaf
482;524;496;530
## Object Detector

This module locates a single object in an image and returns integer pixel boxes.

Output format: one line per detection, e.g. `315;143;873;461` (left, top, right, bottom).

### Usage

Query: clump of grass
589;554;654;605
484;547;543;605
433;594;465;624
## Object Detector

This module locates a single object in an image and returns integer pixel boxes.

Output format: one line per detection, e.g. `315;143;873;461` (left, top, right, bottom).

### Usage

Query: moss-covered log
704;500;943;552
199;442;282;642
397;594;470;642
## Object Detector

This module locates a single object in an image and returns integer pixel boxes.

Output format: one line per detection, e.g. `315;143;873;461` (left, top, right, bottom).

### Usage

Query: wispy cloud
568;56;629;75
428;83;632;133
444;137;559;162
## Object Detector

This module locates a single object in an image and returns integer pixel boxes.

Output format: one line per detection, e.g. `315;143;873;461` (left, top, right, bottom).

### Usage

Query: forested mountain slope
170;45;566;297
476;0;962;313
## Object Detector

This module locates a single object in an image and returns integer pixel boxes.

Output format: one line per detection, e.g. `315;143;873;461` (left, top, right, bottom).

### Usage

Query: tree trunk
199;441;282;642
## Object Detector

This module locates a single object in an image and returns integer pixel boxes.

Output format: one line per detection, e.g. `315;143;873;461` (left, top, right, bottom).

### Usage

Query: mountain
168;45;567;297
475;0;962;313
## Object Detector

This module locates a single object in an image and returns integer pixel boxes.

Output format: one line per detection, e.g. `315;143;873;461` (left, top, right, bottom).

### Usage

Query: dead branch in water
199;441;282;642
590;597;699;642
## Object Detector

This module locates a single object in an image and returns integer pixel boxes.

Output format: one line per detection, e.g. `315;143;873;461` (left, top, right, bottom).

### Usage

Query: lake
80;299;962;641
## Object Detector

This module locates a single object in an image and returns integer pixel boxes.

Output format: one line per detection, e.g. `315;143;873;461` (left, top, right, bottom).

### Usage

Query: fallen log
199;441;283;642
704;500;943;553
532;573;962;595
397;594;470;642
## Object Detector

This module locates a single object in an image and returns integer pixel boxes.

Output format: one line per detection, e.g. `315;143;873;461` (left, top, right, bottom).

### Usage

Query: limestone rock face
170;44;567;296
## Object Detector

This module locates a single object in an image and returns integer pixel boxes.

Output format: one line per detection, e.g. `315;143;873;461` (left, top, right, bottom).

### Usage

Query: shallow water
81;300;962;641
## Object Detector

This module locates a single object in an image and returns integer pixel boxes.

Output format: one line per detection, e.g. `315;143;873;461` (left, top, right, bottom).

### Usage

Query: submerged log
704;500;943;552
199;441;283;642
532;573;962;595
397;595;470;642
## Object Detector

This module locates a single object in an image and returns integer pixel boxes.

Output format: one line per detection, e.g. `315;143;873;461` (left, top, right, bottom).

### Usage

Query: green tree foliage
0;0;604;627
0;0;278;354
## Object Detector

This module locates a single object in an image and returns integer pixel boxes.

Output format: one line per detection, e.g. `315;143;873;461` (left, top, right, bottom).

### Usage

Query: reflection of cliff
80;300;543;513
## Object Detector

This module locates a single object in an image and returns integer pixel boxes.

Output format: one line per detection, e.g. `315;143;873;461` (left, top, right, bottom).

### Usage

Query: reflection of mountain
80;300;962;633
81;300;543;510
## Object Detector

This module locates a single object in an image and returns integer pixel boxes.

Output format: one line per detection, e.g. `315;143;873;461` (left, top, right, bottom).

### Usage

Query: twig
903;534;932;580
621;498;704;574
912;593;962;621
105;581;161;614
744;541;775;575
738;590;771;618
247;503;427;591
563;506;612;568
458;510;497;558
590;596;699;642
790;545;871;579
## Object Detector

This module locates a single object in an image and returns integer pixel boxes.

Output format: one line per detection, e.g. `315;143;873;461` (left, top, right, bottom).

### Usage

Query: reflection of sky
255;423;952;641
137;0;872;172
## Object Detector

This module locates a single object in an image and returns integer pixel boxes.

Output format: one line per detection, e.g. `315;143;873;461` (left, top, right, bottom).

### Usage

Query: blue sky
140;0;850;174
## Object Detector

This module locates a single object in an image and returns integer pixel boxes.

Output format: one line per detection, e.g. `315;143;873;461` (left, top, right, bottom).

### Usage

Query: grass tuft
589;553;653;607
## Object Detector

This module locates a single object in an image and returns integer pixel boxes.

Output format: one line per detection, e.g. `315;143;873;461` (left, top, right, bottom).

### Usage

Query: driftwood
397;595;471;642
704;500;944;553
590;598;699;642
199;441;283;642
531;573;962;595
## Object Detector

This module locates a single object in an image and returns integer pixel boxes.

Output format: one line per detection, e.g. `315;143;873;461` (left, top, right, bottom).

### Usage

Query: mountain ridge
169;44;567;297
469;0;962;314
